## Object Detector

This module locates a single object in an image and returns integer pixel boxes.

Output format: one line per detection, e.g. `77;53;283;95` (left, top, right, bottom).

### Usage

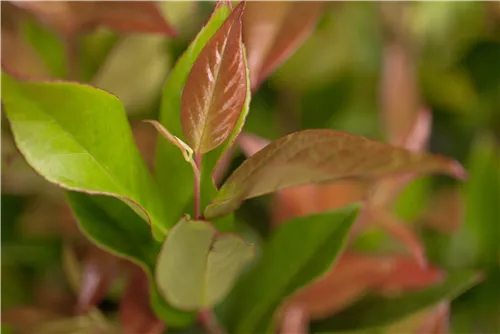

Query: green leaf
205;129;466;219
1;72;169;239
220;204;360;334
181;2;247;154
156;1;232;222
66;192;195;328
156;217;253;311
447;134;500;269
310;270;480;333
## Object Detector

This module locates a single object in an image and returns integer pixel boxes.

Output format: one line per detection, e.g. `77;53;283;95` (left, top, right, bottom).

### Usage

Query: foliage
1;1;498;333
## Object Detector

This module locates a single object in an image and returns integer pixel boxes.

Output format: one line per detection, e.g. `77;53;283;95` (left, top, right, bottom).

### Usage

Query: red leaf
380;42;421;147
120;267;165;334
283;253;395;319
370;207;427;267
76;246;120;313
375;256;444;296
243;1;325;91
12;1;176;37
1;2;51;79
181;2;247;154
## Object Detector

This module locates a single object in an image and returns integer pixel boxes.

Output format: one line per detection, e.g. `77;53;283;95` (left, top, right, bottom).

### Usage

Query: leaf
309;270;480;333
219;204;360;334
120;267;165;334
13;1;177;37
281;253;396;321
1;72;170;238
76;245;121;313
181;1;247;154
205;129;466;219
155;0;232;223
381;42;421;147
65;192;195;327
1;3;51;79
243;1;325;91
447;134;500;269
91;35;171;114
156;217;253;311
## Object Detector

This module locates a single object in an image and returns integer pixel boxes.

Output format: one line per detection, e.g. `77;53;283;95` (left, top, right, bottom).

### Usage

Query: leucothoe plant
1;1;474;333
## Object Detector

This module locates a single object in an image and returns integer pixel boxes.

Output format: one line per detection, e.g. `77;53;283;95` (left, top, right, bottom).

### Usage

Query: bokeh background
2;1;499;333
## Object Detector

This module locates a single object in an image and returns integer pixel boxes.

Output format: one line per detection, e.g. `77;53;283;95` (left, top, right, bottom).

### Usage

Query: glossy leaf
310;271;479;332
156;0;232;222
1;72;170;238
66;192;195;327
13;1;176;37
205;129;466;219
156;217;253;310
220;204;360;334
243;1;325;91
181;2;247;154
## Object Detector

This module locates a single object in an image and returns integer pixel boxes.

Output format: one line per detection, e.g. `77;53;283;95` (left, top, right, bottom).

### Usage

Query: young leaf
309;270;479;333
65;192;195;327
243;1;325;91
219;204;360;334
205;129;466;219
180;1;247;154
156;217;253;311
156;0;232;222
1;72;170;238
13;1;177;37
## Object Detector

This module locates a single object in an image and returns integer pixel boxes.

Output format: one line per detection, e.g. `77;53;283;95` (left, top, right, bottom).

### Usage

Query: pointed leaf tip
205;129;467;219
181;1;248;154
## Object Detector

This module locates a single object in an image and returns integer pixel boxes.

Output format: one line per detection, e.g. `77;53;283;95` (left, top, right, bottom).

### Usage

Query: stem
198;309;226;334
194;153;202;219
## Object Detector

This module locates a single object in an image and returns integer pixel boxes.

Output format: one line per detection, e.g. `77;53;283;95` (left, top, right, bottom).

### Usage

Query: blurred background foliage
1;1;499;333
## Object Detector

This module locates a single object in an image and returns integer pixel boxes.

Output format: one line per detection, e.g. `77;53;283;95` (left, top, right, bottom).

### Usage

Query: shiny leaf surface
181;2;247;154
2;72;169;238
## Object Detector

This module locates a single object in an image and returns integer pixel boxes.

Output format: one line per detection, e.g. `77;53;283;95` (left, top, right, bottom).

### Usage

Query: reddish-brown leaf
278;305;309;334
181;2;247;154
380;41;420;147
272;182;368;225
120;267;165;334
238;131;271;157
422;186;464;234
243;1;325;91
416;302;450;334
1;2;51;79
282;253;444;320
370;207;427;267
205;129;466;219
12;1;176;37
76;246;120;313
282;253;395;319
375;256;444;296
